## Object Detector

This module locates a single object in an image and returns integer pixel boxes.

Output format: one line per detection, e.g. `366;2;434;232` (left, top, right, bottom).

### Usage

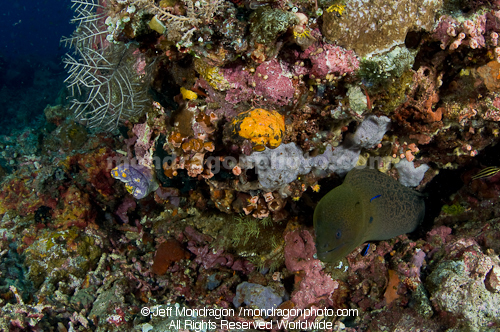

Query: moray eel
314;168;425;263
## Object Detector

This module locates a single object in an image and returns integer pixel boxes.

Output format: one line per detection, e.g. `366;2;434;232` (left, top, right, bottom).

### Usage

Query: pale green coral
358;46;417;89
250;7;299;45
347;85;368;116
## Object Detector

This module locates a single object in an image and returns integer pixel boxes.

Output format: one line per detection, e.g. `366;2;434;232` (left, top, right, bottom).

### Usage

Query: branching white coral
63;44;149;130
62;0;150;131
144;0;225;44
61;0;108;51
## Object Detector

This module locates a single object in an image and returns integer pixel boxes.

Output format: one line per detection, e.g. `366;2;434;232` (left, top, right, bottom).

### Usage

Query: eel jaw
316;242;346;257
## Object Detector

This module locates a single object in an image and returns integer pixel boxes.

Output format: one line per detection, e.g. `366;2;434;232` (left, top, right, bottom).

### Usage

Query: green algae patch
442;203;465;216
373;70;415;114
25;227;102;288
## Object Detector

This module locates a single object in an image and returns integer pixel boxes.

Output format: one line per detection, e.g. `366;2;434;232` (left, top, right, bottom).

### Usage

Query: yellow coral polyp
326;3;345;15
194;59;230;91
230;109;285;150
180;87;198;100
293;28;311;39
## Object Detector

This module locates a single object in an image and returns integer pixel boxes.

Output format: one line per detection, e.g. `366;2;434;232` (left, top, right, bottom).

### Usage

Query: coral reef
426;239;500;330
3;0;500;330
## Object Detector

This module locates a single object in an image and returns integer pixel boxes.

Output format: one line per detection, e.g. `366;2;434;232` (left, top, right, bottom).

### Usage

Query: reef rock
322;0;443;57
425;239;500;331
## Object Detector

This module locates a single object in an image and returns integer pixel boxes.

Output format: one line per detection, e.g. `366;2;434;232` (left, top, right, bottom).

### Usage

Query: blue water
0;0;74;60
0;0;74;134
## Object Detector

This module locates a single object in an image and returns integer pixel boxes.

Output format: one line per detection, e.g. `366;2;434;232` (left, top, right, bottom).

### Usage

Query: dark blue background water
0;0;74;60
0;0;74;134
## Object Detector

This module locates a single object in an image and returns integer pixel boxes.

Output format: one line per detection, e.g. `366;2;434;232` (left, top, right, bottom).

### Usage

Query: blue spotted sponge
111;163;159;199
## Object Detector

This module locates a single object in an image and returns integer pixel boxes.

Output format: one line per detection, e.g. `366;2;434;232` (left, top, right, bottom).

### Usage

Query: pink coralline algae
132;50;147;76
485;96;500;120
222;65;254;105
284;229;338;310
185;226;254;274
195;78;240;121
426;225;453;245
308;43;360;78
409;249;426;278
187;244;254;273
284;229;316;272
187;244;235;269
114;196;136;223
432;13;496;51
250;59;295;106
131;121;154;166
219;59;296;108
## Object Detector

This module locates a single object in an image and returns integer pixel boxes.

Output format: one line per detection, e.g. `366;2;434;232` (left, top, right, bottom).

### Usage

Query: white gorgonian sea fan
61;0;150;131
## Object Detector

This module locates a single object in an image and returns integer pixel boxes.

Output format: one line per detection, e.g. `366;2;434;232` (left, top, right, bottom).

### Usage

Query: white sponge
395;159;429;187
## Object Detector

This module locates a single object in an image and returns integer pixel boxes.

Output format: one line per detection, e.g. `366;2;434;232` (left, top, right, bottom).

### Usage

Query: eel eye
336;229;342;239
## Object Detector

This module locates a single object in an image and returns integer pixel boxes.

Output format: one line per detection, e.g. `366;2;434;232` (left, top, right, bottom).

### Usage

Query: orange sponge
229;109;285;151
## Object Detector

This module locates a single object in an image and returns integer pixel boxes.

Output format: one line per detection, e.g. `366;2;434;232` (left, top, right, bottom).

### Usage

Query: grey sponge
233;282;282;317
241;115;392;191
351;115;391;149
395;159;429;187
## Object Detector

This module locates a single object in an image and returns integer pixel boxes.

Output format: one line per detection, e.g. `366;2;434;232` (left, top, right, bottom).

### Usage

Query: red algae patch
384;269;401;305
151;239;190;275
